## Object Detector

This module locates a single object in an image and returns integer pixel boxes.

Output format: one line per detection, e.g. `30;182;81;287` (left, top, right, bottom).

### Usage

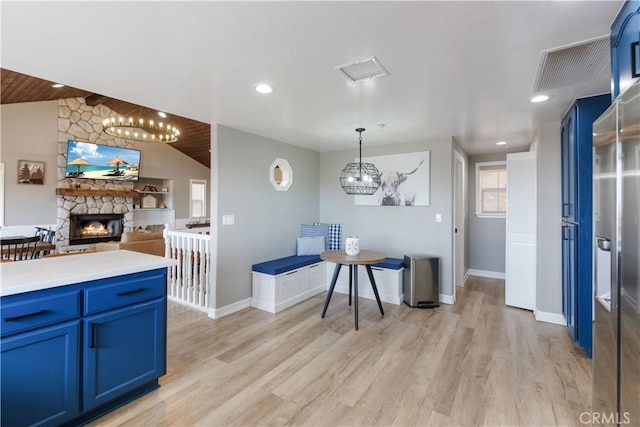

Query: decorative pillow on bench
296;236;325;256
301;223;330;250
313;222;342;250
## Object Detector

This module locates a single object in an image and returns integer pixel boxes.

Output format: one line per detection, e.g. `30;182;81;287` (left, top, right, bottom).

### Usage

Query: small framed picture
141;194;157;208
18;160;45;185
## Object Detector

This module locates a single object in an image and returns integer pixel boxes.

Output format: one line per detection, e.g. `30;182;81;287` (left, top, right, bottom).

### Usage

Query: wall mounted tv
65;140;141;182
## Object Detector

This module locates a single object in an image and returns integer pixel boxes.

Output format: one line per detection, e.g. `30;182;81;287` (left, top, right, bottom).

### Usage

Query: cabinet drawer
85;270;166;315
1;290;81;337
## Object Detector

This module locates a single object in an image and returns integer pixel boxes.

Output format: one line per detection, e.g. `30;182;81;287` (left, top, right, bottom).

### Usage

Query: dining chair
34;227;56;256
34;226;56;244
1;236;41;261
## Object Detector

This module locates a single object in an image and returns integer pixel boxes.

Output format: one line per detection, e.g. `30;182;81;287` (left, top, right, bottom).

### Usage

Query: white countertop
0;250;178;297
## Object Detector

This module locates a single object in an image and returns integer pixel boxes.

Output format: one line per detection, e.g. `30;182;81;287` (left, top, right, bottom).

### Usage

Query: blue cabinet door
562;223;577;336
83;299;166;411
561;112;576;221
1;321;80;427
611;1;640;100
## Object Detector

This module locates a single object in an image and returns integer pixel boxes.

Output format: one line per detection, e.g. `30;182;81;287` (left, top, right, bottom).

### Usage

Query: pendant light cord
358;130;363;178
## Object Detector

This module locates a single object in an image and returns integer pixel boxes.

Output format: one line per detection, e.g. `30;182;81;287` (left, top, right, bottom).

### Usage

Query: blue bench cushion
372;257;404;270
252;255;322;275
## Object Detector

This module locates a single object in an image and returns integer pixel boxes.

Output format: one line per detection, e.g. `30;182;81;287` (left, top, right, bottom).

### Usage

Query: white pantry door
505;151;537;310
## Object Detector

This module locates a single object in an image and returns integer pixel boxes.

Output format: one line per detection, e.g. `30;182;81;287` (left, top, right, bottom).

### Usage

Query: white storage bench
251;255;326;313
326;258;404;305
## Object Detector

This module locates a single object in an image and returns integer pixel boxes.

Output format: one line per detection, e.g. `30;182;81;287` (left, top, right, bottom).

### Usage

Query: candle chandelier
339;128;381;195
102;114;180;143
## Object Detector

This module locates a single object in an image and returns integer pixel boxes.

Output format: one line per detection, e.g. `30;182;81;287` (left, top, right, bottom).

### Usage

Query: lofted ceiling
1;69;212;168
0;1;623;157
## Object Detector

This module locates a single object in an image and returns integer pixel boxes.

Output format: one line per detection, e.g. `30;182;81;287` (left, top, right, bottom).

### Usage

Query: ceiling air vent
533;35;610;93
336;56;390;84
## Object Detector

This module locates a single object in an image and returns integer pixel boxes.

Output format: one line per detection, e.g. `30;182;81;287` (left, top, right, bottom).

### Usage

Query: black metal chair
34;227;56;256
1;236;40;261
35;227;56;244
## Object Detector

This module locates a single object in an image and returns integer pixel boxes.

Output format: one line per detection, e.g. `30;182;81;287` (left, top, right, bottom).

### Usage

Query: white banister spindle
164;228;210;312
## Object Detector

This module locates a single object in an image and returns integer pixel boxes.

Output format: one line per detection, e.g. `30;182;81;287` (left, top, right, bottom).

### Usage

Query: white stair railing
164;225;210;312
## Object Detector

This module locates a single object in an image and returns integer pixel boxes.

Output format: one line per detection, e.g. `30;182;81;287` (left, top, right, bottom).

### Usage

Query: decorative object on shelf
270;158;293;191
102;112;180;143
17;160;45;185
340;128;381;195
141;194;157;209
161;187;168;193
345;236;360;256
142;184;158;192
354;150;430;206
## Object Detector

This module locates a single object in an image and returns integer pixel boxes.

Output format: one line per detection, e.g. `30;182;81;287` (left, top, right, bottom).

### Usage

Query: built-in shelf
56;188;138;198
136;191;171;195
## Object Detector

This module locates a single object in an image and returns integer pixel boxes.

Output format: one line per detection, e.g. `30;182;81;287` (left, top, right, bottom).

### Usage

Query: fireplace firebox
69;214;124;245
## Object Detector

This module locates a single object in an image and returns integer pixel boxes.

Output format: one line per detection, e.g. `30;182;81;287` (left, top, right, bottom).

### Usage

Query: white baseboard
467;269;505;280
439;294;454;305
535;310;566;326
168;296;208;313
462;270;470;285
208;297;251;319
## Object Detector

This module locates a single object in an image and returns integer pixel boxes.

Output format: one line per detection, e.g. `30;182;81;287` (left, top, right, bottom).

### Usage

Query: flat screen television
65;140;141;182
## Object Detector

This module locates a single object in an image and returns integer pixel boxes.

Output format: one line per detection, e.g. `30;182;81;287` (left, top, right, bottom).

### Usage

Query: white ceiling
1;1;622;155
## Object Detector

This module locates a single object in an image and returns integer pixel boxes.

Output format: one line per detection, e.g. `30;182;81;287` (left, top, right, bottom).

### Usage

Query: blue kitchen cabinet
1;321;80;427
84;299;166;411
561;94;610;358
0;268;167;426
562;222;577;337
561;111;576;222
611;0;640;100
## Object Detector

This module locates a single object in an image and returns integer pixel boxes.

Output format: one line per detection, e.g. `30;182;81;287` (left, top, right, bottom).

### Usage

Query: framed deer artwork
354;151;430;206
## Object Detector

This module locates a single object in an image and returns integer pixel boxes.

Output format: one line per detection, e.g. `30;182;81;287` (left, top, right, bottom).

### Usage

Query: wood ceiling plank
1;68;211;168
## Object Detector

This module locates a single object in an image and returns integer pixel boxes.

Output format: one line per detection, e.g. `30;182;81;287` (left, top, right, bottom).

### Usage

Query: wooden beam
85;93;111;107
56;188;138;198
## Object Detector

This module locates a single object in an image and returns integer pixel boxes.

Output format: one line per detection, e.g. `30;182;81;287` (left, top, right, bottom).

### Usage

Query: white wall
215;125;320;308
1;101;59;226
536;120;562;315
319;138;455;298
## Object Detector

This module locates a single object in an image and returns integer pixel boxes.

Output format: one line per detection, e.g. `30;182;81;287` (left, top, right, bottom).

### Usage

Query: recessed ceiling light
496;141;508;146
51;83;64;88
254;83;275;94
157;112;167;118
530;94;550;103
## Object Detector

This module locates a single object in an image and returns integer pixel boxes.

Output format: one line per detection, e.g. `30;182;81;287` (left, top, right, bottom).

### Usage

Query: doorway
453;151;466;298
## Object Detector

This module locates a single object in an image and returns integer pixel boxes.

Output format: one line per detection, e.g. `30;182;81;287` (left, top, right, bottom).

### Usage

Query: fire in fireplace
69;214;124;245
82;221;111;237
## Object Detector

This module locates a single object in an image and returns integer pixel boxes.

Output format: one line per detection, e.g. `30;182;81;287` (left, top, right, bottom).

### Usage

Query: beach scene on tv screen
65;140;140;181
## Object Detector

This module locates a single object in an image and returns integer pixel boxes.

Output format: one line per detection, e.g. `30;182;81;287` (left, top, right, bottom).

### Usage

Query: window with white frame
475;161;507;218
189;179;207;219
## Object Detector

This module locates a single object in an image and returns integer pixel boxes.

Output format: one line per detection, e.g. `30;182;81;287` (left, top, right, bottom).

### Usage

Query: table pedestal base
321;263;384;330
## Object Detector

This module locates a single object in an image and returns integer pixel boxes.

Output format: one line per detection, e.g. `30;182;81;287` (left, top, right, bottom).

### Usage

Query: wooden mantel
56;188;138;198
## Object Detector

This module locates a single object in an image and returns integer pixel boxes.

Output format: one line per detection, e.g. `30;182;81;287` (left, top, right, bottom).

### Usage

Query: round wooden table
320;250;387;330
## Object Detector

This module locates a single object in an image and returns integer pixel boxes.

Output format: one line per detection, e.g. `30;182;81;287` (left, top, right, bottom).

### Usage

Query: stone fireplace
55;97;135;247
69;213;124;245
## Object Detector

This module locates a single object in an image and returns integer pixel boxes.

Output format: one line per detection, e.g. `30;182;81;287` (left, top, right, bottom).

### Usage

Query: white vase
345;236;360;256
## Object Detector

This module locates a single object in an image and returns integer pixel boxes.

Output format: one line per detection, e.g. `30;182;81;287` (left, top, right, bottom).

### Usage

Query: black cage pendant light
340;128;381;195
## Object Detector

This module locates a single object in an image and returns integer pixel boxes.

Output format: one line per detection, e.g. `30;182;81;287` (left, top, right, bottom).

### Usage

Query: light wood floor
90;276;592;426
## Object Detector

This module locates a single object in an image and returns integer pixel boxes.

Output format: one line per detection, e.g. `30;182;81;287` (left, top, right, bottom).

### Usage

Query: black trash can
403;255;439;308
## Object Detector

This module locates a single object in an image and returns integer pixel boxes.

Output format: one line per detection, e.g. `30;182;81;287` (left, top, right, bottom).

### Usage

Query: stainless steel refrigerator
592;79;640;426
